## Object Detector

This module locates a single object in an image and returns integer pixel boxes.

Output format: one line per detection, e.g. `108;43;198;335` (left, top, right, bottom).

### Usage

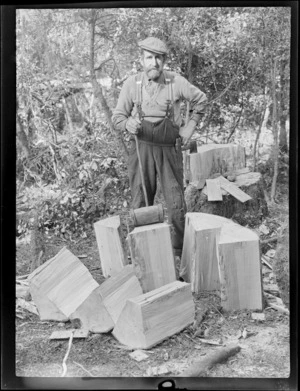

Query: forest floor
14;133;291;384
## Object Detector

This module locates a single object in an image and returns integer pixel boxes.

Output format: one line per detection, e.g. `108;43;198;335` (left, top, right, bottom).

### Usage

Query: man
112;37;207;271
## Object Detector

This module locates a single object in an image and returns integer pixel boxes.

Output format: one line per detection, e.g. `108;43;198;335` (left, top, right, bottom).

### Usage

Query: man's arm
112;76;135;132
177;75;207;144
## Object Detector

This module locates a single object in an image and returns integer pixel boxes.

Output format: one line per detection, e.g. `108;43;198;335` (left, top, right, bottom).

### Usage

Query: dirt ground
14;197;291;384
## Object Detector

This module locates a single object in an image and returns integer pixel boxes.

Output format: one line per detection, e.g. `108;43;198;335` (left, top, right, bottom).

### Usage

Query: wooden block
28;247;98;321
28;247;114;332
94;215;127;278
128;223;176;293
49;329;89;340
216;216;263;311
218;175;252;203
188;144;246;184
206;179;223;201
112;281;195;349
180;213;263;310
181;214;222;292
69;286;114;333
99;265;143;323
71;265;143;331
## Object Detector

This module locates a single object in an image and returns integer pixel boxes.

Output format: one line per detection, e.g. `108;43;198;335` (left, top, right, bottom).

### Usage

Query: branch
94;57;114;72
227;94;244;143
180;344;241;377
73;361;96;377
208;75;238;105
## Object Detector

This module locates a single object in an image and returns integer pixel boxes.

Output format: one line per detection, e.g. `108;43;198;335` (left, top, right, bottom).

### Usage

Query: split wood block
99;265;143;323
202;176;252;203
128;222;176;293
188;144;246;184
180;213;263;310
206;178;223;201
94;215;128;278
71;265;143;331
112;281;195;349
181;214;222;291
69;286;114;333
28;247;114;332
218;175;252;203
218;220;263;311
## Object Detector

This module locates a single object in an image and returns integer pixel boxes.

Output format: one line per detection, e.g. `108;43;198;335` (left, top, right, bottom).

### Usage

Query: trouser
127;117;186;256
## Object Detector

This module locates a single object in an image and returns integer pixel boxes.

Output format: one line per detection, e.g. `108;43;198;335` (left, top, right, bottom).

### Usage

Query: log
130;204;164;227
187;143;246;185
94;215;128;278
112;281;195;349
180;213;263;310
186;171;268;227
180;343;241;377
128;222;176;293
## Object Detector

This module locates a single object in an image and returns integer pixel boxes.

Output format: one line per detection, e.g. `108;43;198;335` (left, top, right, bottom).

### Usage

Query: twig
209;302;231;327
73;361;96;377
261;256;273;270
61;330;75;377
260;236;279;244
16;274;30;280
267;303;289;315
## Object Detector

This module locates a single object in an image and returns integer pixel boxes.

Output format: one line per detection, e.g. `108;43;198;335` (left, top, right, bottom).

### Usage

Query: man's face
141;50;165;81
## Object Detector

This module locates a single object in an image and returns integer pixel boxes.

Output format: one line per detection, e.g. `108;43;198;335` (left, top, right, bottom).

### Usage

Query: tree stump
185;171;268;227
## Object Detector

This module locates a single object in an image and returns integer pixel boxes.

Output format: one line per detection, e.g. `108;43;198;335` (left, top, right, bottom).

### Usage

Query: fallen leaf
251;312;266;321
259;223;270;235
198;338;223;346
129;350;149;362
266;249;276;258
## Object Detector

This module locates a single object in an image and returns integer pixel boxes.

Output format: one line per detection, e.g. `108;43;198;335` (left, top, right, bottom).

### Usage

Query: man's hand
179;120;197;145
126;116;141;134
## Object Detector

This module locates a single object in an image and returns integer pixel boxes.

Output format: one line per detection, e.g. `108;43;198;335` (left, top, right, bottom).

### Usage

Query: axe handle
134;135;149;206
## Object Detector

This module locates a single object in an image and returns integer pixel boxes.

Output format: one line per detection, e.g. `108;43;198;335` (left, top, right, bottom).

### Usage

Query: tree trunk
88;11;128;157
270;59;279;202
253;103;267;171
279;60;288;153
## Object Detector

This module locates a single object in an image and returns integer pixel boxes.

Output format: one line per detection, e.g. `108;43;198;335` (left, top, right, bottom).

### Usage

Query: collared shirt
112;70;207;132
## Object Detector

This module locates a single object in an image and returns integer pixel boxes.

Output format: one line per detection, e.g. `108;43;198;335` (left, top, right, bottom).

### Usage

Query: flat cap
138;37;168;55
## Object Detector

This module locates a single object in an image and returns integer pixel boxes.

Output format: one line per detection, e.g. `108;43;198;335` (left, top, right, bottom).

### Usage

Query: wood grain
206;178;223;201
112;281;195;349
94;215;127;278
128;223;176;293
